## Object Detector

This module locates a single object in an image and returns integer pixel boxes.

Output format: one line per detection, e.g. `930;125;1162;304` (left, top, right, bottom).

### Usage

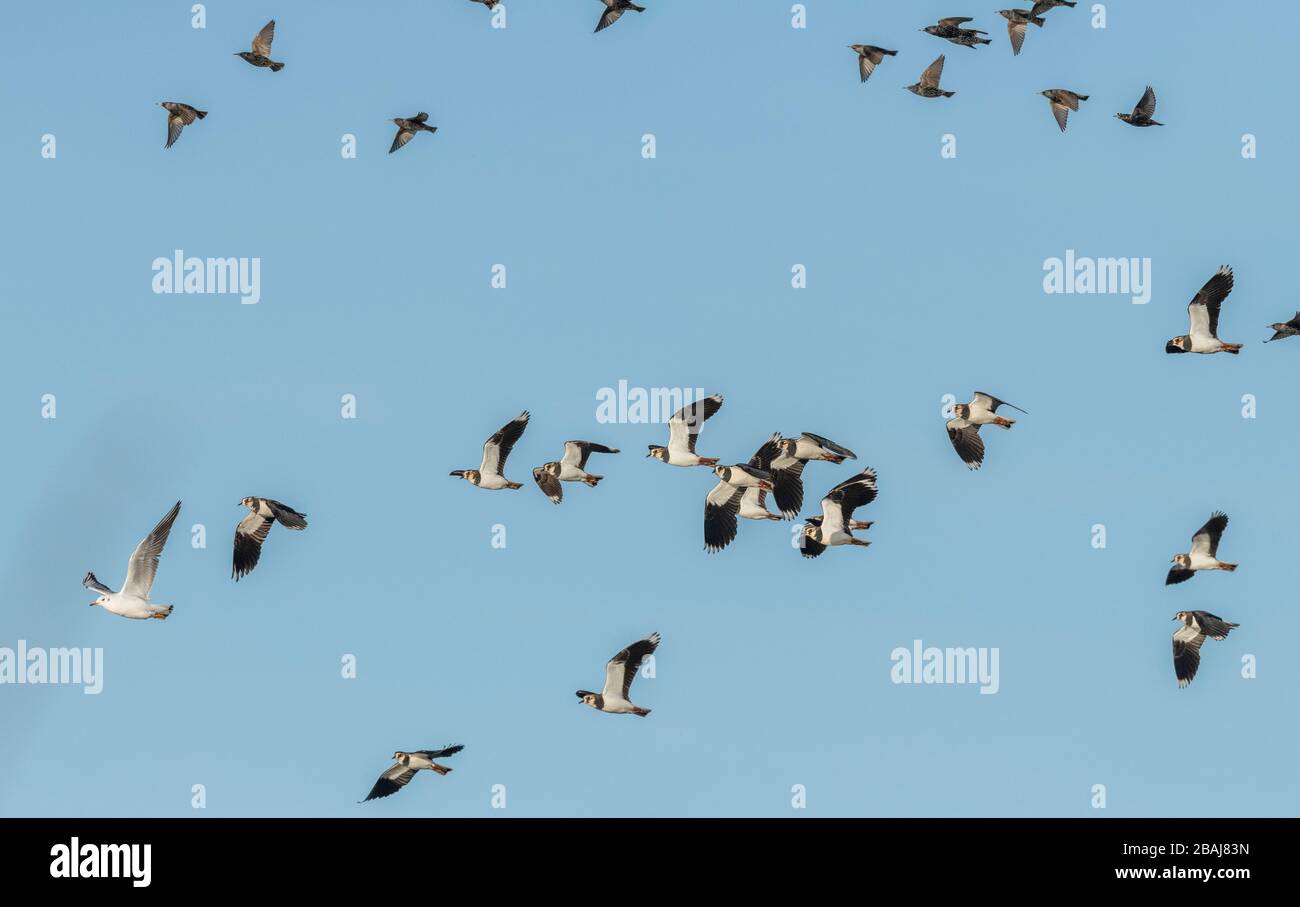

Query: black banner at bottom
0;818;1275;890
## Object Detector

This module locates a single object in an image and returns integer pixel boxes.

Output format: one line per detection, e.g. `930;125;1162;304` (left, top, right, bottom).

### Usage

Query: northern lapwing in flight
594;0;645;33
159;102;206;149
1172;611;1239;688
921;18;990;48
232;497;308;581
1166;267;1241;354
451;411;530;490
757;432;858;519
704;460;776;553
361;745;464;802
1166;512;1237;585
235;20;284;71
945;392;1027;470
390;113;437;154
647;394;723;467
532;441;620;504
1041;89;1088;131
800;469;877;559
997;9;1044;56
1116;85;1163;126
577;633;660;716
848;45;897;83
84;501;181;620
906;55;955;97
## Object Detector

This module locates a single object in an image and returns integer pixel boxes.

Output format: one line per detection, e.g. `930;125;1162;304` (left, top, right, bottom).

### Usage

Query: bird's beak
88;602;96;607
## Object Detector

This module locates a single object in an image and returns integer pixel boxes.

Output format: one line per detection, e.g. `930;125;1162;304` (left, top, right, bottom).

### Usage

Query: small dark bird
1030;0;1076;15
1116;85;1163;126
469;0;500;9
848;45;898;83
1041;89;1088;131
922;17;991;48
1264;312;1300;343
159;102;206;149
233;497;308;581
1172;611;1239;688
998;9;1044;55
390;112;438;154
235;20;284;71
362;746;464;802
595;0;645;33
906;55;955;98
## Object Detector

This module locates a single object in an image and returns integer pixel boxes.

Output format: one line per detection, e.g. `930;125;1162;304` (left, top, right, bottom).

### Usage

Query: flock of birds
79;3;1278;804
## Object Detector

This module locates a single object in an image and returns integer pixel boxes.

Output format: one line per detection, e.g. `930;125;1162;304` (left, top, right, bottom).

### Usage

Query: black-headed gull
84;501;181;620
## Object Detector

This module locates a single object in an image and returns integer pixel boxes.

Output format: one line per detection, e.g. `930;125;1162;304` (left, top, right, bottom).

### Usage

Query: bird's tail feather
698;457;720;466
1220;563;1238;572
632;707;651;717
194;110;208;119
429;764;452;775
1223;343;1242;354
270;61;285;72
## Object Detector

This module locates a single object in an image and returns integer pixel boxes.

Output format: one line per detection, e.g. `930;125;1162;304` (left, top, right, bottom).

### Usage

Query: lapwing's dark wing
1188;268;1233;339
1192;611;1238;641
480;411;529;475
828;469;878;521
415;744;464;760
947;421;985;470
800;526;827;559
668;394;723;454
532;466;562;504
1190;511;1229;558
564;440;618;470
704;481;744;553
232;512;272;581
267;500;307;530
606;633;660;700
1172;625;1205;687
972;392;1028;415
1165;566;1195;586
801;432;857;459
363;763;417;802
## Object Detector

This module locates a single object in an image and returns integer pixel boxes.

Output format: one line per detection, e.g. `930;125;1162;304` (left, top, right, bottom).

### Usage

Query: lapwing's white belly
558;464;589;481
477;473;511;489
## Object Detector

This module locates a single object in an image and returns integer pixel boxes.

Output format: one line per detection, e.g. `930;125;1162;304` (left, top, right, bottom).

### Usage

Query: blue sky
1;0;1297;817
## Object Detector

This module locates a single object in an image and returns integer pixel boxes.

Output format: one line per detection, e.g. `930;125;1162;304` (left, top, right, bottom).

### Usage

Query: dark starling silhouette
1041;89;1088;131
1264;312;1300;343
235;20;284;71
922;17;991;48
595;0;645;33
159;102;207;149
998;9;1045;55
1030;0;1076;15
848;45;897;83
1116;86;1163;126
906;55;954;98
390;112;438;154
469;0;500;8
